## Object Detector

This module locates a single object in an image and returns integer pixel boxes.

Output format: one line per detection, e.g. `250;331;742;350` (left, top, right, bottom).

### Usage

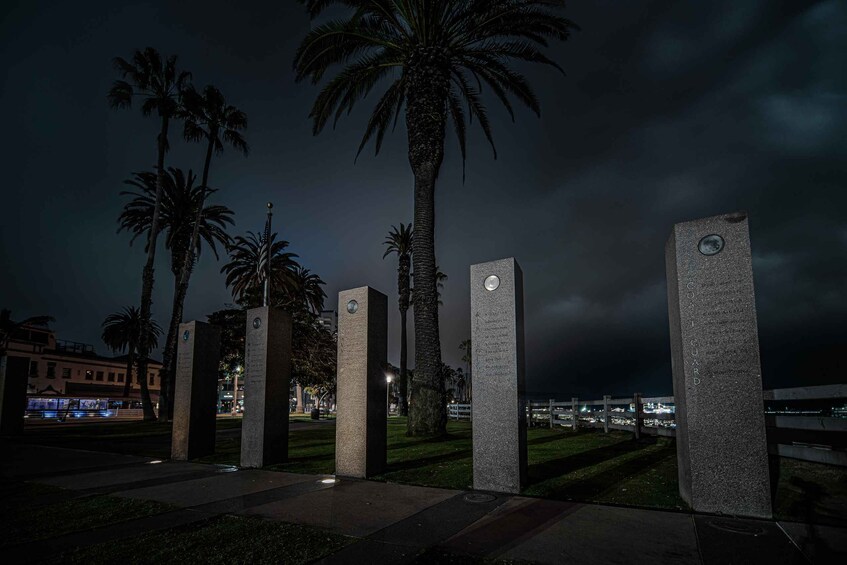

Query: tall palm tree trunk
406;64;448;437
399;306;408;416
160;134;216;421
158;273;185;421
137;113;170;421
121;351;134;399
398;251;411;417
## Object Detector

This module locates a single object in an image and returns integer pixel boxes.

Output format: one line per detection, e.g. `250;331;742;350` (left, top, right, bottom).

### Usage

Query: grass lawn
18;416;847;525
63;514;352;564
0;480;351;564
0;483;174;547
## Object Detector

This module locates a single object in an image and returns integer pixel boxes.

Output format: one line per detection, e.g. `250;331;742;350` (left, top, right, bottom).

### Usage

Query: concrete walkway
2;443;845;564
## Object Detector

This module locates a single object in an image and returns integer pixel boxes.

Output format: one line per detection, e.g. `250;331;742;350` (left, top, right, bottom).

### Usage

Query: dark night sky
1;1;845;397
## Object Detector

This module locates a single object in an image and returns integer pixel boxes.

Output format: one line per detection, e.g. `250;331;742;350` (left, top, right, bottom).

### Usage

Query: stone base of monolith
171;321;221;461
666;211;772;518
471;257;527;494
335;286;387;478
0;355;28;436
240;306;292;468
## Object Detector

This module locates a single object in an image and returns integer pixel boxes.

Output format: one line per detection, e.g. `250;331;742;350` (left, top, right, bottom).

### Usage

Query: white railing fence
451;384;846;467
448;403;472;421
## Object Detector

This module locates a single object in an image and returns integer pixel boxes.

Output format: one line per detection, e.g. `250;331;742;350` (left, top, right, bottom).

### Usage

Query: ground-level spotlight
147;460;163;464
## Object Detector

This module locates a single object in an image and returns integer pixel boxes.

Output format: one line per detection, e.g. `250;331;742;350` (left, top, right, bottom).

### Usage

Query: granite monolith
471;257;527;493
240;306;292;468
666;211;772;518
171;321;221;461
335;286;387;478
0;355;28;435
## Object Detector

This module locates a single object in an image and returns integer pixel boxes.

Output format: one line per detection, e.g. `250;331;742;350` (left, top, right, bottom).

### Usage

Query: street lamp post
231;365;242;416
386;373;393;417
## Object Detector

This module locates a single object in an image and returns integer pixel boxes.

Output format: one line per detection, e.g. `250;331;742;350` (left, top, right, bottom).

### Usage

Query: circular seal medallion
182;330;190;341
698;234;725;256
484;275;500;291
346;300;359;314
252;317;262;329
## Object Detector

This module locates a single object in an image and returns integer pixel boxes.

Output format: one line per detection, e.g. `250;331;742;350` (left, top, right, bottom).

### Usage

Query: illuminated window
85;370;93;380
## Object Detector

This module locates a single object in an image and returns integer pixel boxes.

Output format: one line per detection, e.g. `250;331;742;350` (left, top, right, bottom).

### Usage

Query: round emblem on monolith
182;330;190;341
484;275;500;291
346;300;359;314
698;234;725;256
252;317;262;329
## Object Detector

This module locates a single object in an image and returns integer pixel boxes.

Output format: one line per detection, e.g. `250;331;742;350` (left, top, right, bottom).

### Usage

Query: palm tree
118;167;234;421
411;266;447;306
108;47;191;411
435;268;447;307
383;223;413;417
287;266;328;315
101;306;162;420
294;1;576;436
221;231;301;308
459;338;472;402
164;85;248;419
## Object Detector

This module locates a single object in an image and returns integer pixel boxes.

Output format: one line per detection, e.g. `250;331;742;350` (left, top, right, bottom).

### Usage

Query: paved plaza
3;441;845;564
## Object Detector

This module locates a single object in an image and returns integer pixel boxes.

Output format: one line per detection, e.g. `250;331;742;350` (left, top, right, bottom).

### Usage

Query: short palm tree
459;338;472;402
383;223;413;417
118;167;234;421
108;47;191;407
294;0;576;436
101;306;162;420
221;231;301;308
435;268;447;307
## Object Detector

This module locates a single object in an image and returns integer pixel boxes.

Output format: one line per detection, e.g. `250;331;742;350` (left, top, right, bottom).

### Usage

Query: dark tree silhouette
118;167;233;420
166;85;248;419
383;223;413;418
108;47;191;416
221;231;302;307
294;0;576;436
101;306;162;419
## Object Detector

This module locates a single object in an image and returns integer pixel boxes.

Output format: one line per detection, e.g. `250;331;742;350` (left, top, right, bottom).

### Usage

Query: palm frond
294;0;576;169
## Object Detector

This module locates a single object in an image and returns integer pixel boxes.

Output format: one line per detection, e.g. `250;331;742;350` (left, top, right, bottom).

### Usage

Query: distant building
319;309;337;334
6;324;162;401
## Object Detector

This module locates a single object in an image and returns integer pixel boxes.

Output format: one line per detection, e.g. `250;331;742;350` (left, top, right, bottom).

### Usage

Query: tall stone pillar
240;307;292;468
171;321;221;461
335;286;387;478
0;356;29;435
666;211;772;518
471;257;527;494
